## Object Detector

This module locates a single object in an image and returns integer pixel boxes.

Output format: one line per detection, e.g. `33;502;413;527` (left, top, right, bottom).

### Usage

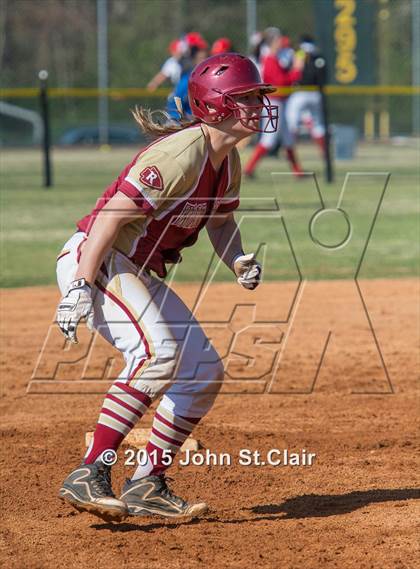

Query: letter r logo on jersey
139;166;164;191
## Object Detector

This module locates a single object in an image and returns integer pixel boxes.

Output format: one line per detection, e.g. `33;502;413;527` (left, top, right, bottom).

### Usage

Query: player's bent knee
199;359;225;399
210;359;225;384
144;354;178;381
128;355;178;399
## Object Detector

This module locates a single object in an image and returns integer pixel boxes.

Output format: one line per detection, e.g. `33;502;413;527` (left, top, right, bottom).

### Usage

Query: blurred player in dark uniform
286;35;327;154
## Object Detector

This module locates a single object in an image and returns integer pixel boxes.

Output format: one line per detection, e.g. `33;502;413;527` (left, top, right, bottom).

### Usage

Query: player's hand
56;279;94;344
232;253;262;290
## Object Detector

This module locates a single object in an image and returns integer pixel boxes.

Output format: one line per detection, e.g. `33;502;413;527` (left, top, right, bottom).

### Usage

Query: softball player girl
56;53;278;522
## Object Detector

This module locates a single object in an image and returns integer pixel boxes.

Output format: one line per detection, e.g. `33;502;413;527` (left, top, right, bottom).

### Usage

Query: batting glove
232;253;262;290
56;278;94;344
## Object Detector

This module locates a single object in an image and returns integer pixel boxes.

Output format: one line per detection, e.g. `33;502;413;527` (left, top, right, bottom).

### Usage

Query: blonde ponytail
131;105;201;138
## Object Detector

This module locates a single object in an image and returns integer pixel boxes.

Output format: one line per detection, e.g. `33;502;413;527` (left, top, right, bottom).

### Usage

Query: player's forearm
147;72;167;91
74;213;123;285
207;217;244;271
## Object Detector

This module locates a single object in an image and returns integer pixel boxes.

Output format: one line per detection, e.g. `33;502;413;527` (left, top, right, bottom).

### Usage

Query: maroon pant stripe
95;280;152;364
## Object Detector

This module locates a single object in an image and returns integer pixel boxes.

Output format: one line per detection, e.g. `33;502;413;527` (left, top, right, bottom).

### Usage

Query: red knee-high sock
313;135;326;155
285;147;304;177
84;381;152;464
131;405;201;480
244;143;268;175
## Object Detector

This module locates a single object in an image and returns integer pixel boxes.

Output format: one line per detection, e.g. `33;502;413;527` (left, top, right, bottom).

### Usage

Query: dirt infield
1;279;419;569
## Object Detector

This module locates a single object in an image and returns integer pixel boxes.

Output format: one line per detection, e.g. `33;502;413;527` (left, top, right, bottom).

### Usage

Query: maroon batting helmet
188;53;278;133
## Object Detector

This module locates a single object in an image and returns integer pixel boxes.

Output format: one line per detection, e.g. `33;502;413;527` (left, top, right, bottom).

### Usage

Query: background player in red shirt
244;28;305;178
56;53;278;523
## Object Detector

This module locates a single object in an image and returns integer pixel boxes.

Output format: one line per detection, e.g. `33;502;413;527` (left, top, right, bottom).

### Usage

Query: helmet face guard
224;92;278;133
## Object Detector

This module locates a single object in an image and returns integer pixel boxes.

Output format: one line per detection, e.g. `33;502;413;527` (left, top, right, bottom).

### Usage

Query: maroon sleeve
118;180;156;215
216;199;240;214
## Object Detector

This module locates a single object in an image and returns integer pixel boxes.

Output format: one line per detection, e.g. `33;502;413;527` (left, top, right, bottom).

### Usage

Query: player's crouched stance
56;53;277;523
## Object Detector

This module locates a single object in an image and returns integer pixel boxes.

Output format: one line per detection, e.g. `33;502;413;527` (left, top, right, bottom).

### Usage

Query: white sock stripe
153;417;187;443
98;413;131;435
113;393;149;416
104;398;140;423
157;405;197;431
149;431;181;453
84;437;94;460
109;385;149;414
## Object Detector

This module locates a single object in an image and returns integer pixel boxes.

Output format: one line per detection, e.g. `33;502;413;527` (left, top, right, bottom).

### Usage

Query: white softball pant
259;97;294;149
56;232;224;418
286;91;325;139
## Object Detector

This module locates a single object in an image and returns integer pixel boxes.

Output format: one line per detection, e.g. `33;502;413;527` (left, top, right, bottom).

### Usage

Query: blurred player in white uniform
166;32;209;118
286;35;327;154
147;39;185;91
147;33;208;93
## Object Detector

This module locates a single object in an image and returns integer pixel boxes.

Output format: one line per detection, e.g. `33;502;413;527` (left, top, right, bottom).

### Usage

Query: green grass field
1;142;418;287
